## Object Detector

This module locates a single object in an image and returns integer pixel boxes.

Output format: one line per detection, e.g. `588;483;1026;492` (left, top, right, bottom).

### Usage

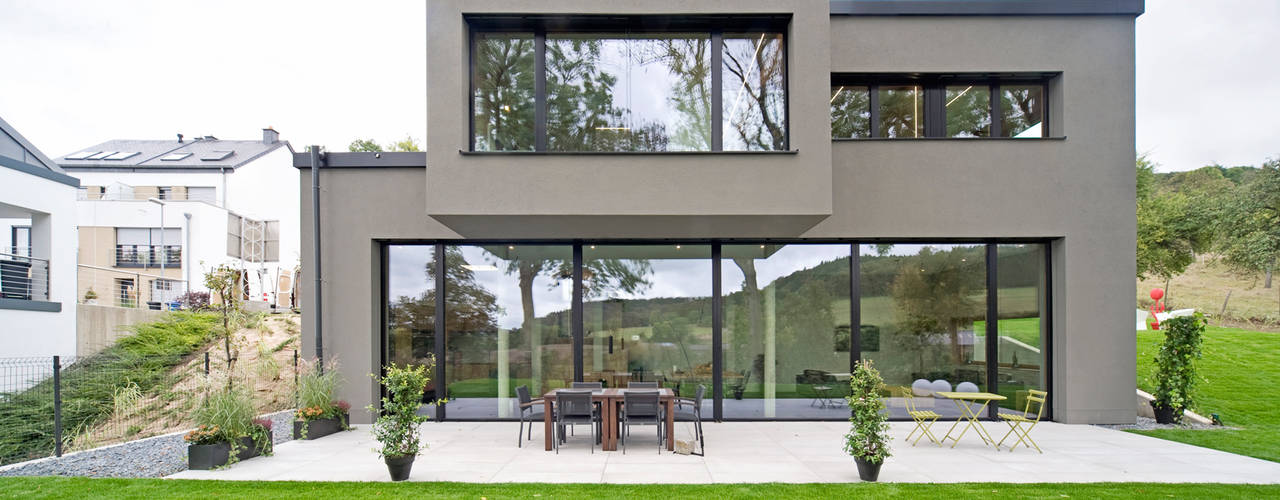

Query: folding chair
903;391;940;446
997;389;1047;453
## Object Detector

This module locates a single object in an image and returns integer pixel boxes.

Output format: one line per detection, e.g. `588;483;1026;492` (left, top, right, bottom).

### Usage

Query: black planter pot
854;457;883;482
188;437;269;470
294;411;349;440
1152;403;1177;424
732;389;745;400
385;455;415;481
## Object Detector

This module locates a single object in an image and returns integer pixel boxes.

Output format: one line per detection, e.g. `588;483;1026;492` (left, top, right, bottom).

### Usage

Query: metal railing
114;245;181;269
0;252;49;302
78;264;187;309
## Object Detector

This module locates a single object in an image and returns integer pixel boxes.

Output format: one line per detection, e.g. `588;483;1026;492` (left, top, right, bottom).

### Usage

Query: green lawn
1134;326;1280;463
2;478;1279;499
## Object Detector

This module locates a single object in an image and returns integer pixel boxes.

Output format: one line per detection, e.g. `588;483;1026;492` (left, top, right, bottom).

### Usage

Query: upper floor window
831;73;1053;139
470;15;789;152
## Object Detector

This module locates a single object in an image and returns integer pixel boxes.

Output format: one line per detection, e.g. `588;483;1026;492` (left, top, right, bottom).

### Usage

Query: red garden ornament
1149;288;1165;330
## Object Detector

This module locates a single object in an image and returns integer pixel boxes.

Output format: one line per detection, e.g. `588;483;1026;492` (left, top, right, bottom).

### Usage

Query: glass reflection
946;85;991;138
1001;85;1045;138
995;244;1047;413
472;33;536;151
722;244;851;418
547;34;712;152
583;244;712;418
441;245;573;419
859;244;987;419
830;86;871;139
878;85;923;138
723;33;786;151
386;245;438;401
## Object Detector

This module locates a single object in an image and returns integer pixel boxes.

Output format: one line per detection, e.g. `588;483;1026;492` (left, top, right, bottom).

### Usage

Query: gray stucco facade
300;1;1139;425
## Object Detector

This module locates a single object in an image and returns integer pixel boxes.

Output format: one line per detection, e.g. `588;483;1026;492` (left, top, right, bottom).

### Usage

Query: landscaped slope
1134;326;1280;462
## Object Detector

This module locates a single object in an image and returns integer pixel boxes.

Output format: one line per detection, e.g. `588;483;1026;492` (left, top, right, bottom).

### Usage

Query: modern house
300;0;1142;425
0;115;80;358
59;129;300;309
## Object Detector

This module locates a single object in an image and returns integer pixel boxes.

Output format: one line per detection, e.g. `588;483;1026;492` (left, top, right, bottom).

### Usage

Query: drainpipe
310;146;323;370
183;213;192;289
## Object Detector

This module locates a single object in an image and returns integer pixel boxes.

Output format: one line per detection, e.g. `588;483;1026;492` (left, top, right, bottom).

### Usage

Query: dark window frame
378;237;1054;423
467;14;792;153
831;73;1055;139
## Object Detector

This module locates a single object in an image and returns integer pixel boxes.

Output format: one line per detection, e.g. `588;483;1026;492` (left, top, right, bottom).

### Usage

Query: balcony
0;252;49;302
114;245;181;269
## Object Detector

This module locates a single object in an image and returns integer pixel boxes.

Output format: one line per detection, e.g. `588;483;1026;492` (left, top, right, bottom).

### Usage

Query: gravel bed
0;410;294;478
1096;416;1227;431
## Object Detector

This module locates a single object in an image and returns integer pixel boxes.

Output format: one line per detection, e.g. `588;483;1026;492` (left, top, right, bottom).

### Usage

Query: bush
844;360;891;464
1151;313;1206;418
295;359;343;421
177;291;210;311
193;387;256;442
369;361;433;459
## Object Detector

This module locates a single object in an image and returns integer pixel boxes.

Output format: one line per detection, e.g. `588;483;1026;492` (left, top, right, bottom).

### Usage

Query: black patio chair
554;389;599;454
515;385;551;448
673;384;706;454
620;390;664;454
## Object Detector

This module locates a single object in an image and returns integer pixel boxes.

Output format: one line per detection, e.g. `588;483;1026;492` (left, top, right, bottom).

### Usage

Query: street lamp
147;197;167;306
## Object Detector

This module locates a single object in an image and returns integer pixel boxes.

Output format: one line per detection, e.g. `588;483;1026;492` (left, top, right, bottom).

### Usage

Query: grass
2;478;1279;499
1137;258;1280;328
0;312;218;465
1134;325;1280;462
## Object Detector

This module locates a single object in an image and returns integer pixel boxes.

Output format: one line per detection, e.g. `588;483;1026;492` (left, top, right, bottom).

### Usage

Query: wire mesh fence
0;349;301;467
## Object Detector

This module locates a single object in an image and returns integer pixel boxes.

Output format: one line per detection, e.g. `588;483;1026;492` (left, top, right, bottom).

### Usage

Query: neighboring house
58;129;299;310
0;116;79;358
301;0;1142;425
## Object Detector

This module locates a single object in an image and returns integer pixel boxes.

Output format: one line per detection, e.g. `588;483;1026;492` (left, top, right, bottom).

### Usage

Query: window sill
832;137;1066;142
114;263;182;269
0;298;62;312
459;150;800;156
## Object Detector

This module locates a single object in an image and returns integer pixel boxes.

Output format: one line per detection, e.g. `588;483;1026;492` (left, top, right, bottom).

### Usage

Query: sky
1;1;1277;172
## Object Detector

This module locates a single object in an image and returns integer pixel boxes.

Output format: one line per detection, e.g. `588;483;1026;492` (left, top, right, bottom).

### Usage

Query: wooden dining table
543;388;676;452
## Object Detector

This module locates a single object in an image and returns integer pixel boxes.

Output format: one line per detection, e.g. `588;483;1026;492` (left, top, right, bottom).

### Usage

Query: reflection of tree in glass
473;34;535;151
1001;87;1042;136
890;247;983;369
723;34;786;150
830;86;870;138
547;38;670;152
945;85;990;137
636;37;713;150
879;87;922;138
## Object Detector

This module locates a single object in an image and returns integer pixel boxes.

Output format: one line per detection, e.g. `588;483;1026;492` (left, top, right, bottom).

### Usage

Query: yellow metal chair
997;389;1047;453
903;391;941;446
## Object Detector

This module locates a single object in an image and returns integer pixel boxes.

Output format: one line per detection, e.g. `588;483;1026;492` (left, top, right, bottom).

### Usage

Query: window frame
467;14;791;153
830;73;1055;139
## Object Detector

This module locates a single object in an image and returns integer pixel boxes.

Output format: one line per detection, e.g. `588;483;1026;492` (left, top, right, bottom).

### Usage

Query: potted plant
186;388;272;470
83;288;98;305
844;359;891;482
293;359;350;439
369;361;433;481
1150;313;1205;424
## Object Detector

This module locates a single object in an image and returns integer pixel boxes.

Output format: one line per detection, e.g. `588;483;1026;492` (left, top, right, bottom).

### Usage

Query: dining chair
554;389;599;454
673;384;705;453
572;382;603;389
628;381;659;389
903;390;941;446
997;389;1048;453
620;390;664;454
515;385;549;448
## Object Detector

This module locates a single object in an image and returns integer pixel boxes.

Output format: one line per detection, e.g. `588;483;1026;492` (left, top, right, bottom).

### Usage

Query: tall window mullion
534;31;547;152
989;84;1002;138
711;30;724;152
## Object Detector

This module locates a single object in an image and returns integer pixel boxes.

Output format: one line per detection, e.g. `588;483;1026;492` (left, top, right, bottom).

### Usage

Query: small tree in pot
369;360;434;481
844;360;891;481
1150;312;1206;424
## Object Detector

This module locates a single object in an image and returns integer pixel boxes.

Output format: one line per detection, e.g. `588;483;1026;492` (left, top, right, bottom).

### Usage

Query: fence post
293;349;299;387
204;352;210;377
53;356;62;457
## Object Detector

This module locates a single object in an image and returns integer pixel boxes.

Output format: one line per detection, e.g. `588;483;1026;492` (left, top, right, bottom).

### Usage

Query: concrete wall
304;10;1137;424
76;304;167;356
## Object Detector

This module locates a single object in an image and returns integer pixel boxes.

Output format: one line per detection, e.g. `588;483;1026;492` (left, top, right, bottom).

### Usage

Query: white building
59;129;299;310
0;116;79;358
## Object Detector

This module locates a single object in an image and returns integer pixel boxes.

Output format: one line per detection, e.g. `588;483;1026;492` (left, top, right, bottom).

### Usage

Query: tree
1136;156;1215;303
890;247;983;368
204;264;243;390
1215;158;1280;293
346;135;422;152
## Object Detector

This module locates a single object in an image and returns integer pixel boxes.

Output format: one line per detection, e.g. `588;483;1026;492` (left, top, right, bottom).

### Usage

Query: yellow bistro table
935;392;1007;449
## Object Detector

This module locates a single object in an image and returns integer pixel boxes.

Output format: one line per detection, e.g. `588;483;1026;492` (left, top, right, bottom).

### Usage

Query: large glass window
472;33;536;151
830;86;870;139
547;34;712;152
946;84;991;138
859;244;987;419
470;22;785;153
722;33;787;151
995;244;1048;412
721;244;851;418
1000;85;1046;138
442;245;573;419
583;245;712;413
386;245;438;400
878;85;923;138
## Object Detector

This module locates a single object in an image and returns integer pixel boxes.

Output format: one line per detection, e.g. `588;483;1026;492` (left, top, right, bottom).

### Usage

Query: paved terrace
169;421;1280;483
